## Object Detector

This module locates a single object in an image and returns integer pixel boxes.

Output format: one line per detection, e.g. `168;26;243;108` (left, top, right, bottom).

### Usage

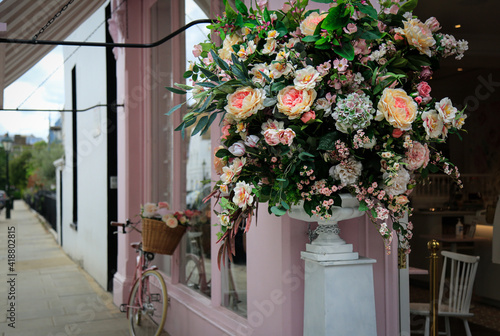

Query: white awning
0;0;106;89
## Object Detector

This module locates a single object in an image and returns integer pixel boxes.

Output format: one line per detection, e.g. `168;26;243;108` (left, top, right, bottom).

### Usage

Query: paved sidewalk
0;200;130;336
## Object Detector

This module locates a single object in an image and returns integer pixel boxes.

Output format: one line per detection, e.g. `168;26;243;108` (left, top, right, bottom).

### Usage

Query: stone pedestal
302;256;378;336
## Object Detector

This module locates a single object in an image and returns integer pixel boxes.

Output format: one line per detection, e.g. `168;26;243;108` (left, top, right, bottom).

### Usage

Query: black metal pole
0;19;212;49
5;151;10;219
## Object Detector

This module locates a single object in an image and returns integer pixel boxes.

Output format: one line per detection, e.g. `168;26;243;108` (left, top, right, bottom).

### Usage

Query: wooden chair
410;250;480;336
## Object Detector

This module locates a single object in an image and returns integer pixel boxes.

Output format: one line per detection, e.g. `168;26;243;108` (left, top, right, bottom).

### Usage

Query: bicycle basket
142;218;187;255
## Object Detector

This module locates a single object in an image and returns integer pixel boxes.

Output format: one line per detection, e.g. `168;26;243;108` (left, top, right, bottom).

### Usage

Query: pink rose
278;128;296;146
417;81;432;98
425;17;441;33
192;44;202;58
419;66;433;80
404;141;430;170
221;124;231;140
263;129;280;146
392;128;404;138
228;141;246;156
414;96;423;104
378;21;387;33
301;110;316;123
158;202;170;209
244;135;259;147
343;23;357;34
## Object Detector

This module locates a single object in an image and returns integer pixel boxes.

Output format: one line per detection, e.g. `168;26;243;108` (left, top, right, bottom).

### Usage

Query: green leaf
263;8;271;22
224;0;237;20
235;0;248;16
298;152;315;161
192;115;209;136
311;0;335;3
322;4;349;32
359;29;382;40
216;148;232;158
357;3;378;19
166;86;186;95
199;67;219;82
390;57;408;68
200;112;218;135
175;83;194;90
399;0;418;14
166;103;184;116
271;206;287;216
302;35;321;43
281;201;290;210
406;54;431;67
318;131;340;150
275;21;288;37
210;50;230;71
183;71;193;79
358;200;369;212
333;42;354;61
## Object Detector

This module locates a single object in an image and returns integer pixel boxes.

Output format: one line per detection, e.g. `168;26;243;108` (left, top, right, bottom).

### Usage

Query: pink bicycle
112;220;168;336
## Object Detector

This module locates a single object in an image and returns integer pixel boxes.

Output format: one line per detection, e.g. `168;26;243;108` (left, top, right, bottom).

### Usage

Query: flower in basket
141;202;195;228
167;0;468;260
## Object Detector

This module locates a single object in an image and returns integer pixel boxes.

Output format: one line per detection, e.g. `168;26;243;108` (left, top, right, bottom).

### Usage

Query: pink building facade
109;0;401;335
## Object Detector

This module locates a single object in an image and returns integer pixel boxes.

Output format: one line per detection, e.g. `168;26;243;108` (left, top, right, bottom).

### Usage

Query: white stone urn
288;193;365;261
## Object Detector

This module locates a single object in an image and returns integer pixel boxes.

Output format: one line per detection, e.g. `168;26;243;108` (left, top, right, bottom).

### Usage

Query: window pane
180;0;212;297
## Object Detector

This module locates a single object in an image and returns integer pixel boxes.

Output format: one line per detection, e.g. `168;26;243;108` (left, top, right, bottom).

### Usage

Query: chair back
438;251;480;314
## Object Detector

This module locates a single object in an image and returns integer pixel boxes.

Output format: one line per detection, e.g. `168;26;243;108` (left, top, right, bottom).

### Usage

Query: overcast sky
0;46;64;140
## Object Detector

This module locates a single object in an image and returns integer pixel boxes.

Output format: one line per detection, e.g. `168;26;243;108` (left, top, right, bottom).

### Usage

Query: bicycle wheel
184;254;202;291
128;270;168;336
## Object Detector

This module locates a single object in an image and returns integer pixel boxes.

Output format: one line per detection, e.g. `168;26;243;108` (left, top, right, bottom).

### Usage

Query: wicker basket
142;218;186;255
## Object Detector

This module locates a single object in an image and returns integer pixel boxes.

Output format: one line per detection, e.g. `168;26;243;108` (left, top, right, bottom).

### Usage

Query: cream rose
300;12;327;36
294;65;322;90
232;181;254;210
435;97;457;124
396;18;436;57
218;33;243;60
376;88;418;131
277;86;317;120
225;87;266;121
421;110;446;140
329;157;363;186
383;167;411;197
142;203;158;218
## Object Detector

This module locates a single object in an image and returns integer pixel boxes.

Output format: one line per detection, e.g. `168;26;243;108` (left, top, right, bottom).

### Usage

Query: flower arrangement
167;0;468;258
141;202;196;228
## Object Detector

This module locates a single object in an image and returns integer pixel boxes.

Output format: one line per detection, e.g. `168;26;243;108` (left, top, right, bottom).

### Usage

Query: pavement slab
0;201;130;336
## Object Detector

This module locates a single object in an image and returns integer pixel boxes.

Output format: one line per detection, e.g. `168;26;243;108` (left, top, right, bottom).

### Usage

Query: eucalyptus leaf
271;206;287;216
192;115;209;136
165;86;186;95
166;102;185;116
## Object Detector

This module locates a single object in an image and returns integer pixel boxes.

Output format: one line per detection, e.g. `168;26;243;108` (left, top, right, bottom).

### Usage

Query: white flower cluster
438;33;469;60
332;92;375;133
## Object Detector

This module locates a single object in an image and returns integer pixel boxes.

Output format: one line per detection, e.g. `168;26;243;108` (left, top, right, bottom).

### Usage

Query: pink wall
111;0;401;334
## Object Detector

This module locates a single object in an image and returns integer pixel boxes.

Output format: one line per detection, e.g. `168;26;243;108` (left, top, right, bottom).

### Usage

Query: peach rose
277;86;317;120
225;87;266;121
376;88;418;131
396;18;436;57
214;146;226;175
163;215;179;228
300;12;327;36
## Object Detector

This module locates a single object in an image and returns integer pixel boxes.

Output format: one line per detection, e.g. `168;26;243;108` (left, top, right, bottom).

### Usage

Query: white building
55;1;118;290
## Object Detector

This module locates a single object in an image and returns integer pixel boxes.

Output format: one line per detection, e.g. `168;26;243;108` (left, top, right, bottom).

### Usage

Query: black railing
25;190;57;232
